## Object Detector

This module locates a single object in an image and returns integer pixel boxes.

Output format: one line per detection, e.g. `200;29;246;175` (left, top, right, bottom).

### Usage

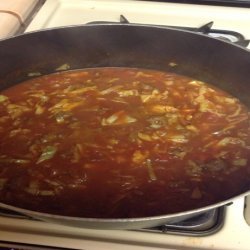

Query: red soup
0;67;249;218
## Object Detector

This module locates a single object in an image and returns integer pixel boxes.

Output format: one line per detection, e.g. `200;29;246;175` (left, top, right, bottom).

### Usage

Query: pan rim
0;191;249;223
0;23;249;53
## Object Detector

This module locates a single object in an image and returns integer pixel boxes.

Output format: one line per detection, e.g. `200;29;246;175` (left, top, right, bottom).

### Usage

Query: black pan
0;24;249;229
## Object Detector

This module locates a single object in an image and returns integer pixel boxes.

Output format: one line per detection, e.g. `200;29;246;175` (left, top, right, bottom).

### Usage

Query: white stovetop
0;197;248;250
0;0;249;249
25;0;250;40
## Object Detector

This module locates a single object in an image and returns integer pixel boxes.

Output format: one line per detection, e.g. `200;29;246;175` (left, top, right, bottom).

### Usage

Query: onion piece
232;158;247;167
146;159;157;181
35;104;45;115
147;104;177;114
101;111;137;126
118;89;139;97
36;146;57;164
0;95;8;103
132;150;149;164
100;85;122;95
167;135;188;143
217;137;246;147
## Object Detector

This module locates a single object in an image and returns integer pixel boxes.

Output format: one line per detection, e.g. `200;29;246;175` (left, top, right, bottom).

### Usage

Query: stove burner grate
141;206;225;236
87;15;250;47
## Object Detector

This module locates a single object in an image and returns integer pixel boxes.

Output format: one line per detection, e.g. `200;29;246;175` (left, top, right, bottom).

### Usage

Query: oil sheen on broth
0;68;249;218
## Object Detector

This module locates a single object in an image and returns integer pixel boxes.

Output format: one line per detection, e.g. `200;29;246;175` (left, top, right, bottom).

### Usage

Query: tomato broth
0;67;249;218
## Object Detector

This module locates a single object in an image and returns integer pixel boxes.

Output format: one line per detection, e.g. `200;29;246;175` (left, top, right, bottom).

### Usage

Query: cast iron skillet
0;24;249;229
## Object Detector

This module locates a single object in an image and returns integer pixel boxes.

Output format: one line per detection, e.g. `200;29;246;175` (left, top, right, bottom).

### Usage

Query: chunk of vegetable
146;159;157;181
101;111;137;126
36;146;57;164
0;95;8;103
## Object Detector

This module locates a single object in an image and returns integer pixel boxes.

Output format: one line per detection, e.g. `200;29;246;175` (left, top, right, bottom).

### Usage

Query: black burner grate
141;207;225;236
87;15;250;47
141;0;250;8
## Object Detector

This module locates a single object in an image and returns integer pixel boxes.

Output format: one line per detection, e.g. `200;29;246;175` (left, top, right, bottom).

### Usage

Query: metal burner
141;207;225;236
158;21;250;47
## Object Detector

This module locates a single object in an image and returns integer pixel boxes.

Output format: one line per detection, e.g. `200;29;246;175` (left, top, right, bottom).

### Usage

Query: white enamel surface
0;197;249;250
26;0;250;41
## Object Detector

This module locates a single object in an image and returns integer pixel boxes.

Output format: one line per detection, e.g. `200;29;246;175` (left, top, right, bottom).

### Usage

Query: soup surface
0;67;249;218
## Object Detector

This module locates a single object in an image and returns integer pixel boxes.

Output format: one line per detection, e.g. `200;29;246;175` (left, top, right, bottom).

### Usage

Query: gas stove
0;0;250;249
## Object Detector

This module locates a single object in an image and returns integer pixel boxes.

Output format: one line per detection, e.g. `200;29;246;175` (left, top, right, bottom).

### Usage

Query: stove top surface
0;197;248;250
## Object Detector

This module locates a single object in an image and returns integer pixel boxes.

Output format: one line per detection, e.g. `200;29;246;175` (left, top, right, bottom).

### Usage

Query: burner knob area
244;195;250;226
